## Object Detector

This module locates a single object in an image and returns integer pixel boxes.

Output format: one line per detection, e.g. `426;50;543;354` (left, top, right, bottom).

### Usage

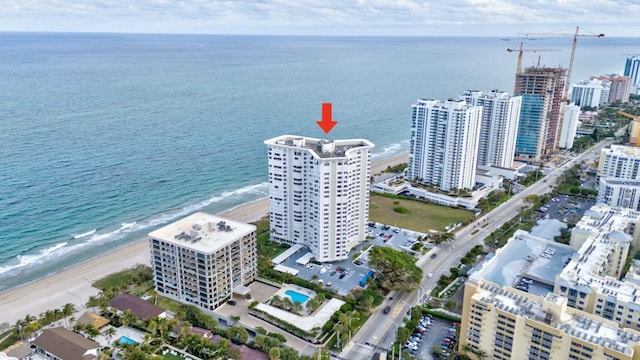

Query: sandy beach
0;153;407;326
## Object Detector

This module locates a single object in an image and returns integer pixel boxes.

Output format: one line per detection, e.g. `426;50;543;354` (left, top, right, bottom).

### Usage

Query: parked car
227;300;237;306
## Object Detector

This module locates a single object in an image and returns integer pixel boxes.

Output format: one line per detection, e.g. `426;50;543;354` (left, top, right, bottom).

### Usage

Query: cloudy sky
2;0;639;36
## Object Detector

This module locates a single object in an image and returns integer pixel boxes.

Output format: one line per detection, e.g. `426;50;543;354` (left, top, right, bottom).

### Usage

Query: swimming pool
285;289;310;304
118;335;138;345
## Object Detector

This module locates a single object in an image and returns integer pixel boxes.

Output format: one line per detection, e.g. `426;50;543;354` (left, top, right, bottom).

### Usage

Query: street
340;139;611;359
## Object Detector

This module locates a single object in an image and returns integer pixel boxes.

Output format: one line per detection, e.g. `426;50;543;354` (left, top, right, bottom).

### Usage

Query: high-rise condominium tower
462;90;522;169
514;67;567;160
408;99;482;191
265;135;373;262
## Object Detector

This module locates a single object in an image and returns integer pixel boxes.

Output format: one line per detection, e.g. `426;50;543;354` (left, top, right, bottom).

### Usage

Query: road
340;139;612;360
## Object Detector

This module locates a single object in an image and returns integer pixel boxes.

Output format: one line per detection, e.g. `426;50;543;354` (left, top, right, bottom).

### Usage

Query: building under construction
514;66;567;161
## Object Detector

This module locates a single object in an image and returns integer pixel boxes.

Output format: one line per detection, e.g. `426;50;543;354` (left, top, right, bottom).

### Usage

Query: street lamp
398;300;412;319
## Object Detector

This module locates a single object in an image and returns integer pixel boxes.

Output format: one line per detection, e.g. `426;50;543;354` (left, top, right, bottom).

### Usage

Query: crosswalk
347;343;376;360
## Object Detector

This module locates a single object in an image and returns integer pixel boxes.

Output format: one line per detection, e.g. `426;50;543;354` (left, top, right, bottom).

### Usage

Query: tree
368;246;422;292
227;325;249;343
121;309;139;328
105;327;117;346
396;327;411;344
85;324;100;340
228;347;242;360
269;347;281;360
62;303;75;329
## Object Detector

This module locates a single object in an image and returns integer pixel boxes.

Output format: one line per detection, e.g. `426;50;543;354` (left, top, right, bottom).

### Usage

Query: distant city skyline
3;1;640;36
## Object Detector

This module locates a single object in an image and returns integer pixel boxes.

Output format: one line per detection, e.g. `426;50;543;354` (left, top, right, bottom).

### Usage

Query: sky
2;0;640;36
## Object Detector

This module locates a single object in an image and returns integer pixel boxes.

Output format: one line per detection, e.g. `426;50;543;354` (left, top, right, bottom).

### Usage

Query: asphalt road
340;139;612;360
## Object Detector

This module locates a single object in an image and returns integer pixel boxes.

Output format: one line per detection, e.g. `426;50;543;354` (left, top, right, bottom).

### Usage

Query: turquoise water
0;32;636;291
285;289;310;304
118;336;138;345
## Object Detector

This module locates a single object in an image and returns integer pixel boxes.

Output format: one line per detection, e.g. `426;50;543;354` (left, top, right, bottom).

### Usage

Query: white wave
0;242;68;275
0;182;271;278
119;222;137;230
372;140;409;160
72;229;96;239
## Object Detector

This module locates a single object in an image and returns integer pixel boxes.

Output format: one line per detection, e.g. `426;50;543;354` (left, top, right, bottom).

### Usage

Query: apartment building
514;67;567;159
571;79;610;108
149;212;257;311
625;57;640;96
559;104;581;149
407;98;482;191
598;178;640;211
591;75;632;103
462;90;522;168
264;135;373;262
462;282;640;360
461;226;640;359
598;145;640;180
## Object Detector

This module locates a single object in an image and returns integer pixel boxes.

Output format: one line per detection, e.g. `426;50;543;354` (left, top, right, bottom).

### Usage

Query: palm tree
105;327;117;346
121;310;139;328
62;303;76;329
85;324;100;340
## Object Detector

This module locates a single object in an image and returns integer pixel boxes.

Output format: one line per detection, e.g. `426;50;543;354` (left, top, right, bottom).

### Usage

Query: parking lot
536;194;596;224
364;223;432;259
400;315;458;360
278;223;432;296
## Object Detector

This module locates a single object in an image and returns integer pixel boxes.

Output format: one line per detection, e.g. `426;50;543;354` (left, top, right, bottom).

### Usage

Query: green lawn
369;194;474;232
163;352;185;360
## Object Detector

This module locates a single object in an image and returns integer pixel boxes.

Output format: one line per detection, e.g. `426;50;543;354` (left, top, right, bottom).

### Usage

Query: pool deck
255;297;344;332
274;285;315;304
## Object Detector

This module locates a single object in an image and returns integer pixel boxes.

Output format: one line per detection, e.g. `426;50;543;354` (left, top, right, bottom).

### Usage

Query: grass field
369;194;474;232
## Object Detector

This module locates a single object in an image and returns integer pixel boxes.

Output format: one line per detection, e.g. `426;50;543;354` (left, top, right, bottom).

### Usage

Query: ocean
0;32;636;291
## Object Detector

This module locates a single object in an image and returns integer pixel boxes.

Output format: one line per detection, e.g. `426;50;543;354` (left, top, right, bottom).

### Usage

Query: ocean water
0;32;637;291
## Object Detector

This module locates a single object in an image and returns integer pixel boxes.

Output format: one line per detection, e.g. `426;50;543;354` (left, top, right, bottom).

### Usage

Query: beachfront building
148;212;257;311
407;98;482;192
559;103;581;149
462;90;522;168
264;135;373;262
570;78;610;108
592;74;633;103
514;67;567;160
625;56;640;95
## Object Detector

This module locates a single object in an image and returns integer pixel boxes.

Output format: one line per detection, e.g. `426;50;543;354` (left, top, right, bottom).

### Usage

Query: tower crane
523;26;604;152
507;42;560;74
523;26;604;103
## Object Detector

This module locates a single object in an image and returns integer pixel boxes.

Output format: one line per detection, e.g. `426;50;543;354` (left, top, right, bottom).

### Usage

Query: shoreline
0;152;407;325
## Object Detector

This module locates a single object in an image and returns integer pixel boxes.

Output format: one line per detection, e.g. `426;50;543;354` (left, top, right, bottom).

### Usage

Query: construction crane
506;42;560;74
524;26;604;103
617;110;640;146
524;26;604;152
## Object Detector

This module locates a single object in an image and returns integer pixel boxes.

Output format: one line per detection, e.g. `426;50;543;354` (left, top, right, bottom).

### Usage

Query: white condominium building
408;99;482;192
264;135;374;262
598;145;640;180
570;79;611;108
559;103;580;149
462;90;522;169
598;178;640;211
149;212;257;311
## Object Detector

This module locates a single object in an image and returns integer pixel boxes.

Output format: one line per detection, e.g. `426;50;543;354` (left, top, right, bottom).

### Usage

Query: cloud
2;0;639;36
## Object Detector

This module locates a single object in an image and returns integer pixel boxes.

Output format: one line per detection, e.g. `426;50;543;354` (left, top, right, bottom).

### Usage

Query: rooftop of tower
265;135;374;159
472;281;640;355
148;212;256;254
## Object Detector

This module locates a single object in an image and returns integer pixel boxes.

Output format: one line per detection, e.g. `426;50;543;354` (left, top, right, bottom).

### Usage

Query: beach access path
0;152;407;326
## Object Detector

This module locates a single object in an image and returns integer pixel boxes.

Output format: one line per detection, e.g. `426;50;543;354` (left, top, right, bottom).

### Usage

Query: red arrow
316;103;338;134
